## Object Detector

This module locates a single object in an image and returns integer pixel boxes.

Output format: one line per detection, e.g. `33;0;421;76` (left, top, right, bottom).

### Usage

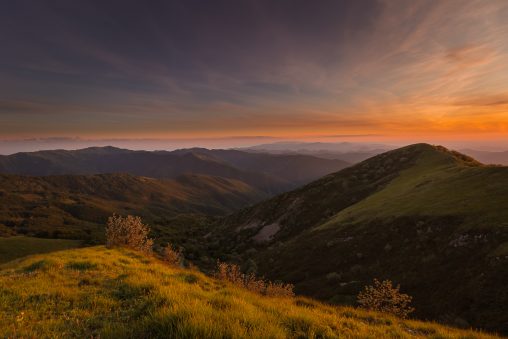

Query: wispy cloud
1;0;508;141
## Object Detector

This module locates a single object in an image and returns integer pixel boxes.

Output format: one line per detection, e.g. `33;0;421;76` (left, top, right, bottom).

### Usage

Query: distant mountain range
0;147;350;195
0;146;350;242
237;141;394;163
239;141;508;166
460;149;508;165
239;141;393;153
208;144;508;333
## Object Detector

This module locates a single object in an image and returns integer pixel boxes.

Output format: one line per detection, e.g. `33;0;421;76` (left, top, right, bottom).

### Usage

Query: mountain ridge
0;146;350;195
206;144;508;333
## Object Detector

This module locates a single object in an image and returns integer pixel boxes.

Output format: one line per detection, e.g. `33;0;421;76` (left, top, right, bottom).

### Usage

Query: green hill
209;144;508;333
0;246;497;338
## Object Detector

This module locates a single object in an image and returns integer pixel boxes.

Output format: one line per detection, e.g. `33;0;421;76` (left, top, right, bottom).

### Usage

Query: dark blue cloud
0;0;383;96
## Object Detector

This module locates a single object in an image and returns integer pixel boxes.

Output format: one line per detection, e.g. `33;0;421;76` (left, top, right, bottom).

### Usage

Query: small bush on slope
105;214;154;254
357;279;414;319
265;280;295;297
0;247;497;338
215;261;308;298
161;243;183;266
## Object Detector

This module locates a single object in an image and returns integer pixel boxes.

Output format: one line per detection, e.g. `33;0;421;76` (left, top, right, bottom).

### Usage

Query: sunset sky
1;0;508;150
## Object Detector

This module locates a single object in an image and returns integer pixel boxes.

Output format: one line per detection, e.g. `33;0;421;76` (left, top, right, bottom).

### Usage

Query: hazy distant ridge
0;146;349;195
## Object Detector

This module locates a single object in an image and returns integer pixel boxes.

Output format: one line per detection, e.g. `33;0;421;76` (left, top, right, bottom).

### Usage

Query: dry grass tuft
215;261;299;298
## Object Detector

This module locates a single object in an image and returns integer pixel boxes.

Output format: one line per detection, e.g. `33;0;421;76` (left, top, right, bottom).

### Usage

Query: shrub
265;281;295;297
214;261;294;297
215;261;244;286
244;273;267;294
105;215;154;254
357;279;414;318
162;244;183;267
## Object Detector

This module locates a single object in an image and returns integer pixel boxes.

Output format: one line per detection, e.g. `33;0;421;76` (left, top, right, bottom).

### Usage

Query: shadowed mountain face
0;173;264;240
0;147;349;195
209;144;508;334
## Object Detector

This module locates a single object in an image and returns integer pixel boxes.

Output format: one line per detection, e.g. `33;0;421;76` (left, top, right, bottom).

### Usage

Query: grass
0;246;498;338
321;145;508;229
0;236;81;264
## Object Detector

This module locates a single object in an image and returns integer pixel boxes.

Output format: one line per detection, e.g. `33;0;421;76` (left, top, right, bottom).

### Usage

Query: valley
0;173;261;241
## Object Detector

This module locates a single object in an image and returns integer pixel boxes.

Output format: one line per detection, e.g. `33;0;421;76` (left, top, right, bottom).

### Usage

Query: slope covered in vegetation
0;173;263;241
0;246;497;338
209;144;508;333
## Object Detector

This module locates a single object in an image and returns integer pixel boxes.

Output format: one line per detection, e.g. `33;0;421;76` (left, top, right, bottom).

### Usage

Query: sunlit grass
321;145;508;230
0;246;498;338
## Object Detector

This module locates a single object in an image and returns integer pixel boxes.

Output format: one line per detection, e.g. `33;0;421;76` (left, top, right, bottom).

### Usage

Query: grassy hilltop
210;144;508;333
0;246;498;338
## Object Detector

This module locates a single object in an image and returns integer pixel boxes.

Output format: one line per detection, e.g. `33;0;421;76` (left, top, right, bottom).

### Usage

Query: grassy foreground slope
0;247;497;338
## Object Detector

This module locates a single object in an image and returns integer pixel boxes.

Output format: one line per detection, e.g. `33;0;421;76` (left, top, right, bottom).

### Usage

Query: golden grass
0;246;499;338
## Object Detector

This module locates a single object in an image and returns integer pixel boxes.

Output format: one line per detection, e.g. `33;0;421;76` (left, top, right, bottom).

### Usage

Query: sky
1;0;508;152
